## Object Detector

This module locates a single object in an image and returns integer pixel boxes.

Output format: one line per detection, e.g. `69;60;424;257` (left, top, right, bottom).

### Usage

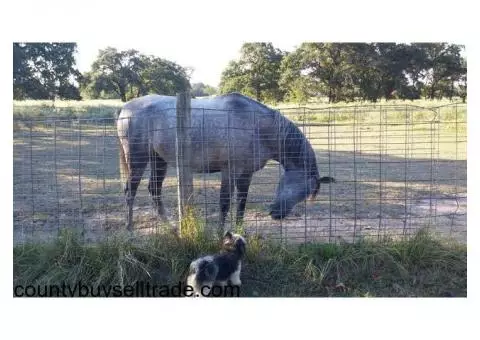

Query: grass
13;224;467;297
13;99;123;120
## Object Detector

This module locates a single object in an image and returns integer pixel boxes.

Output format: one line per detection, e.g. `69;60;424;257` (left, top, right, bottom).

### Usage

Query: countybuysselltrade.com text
13;281;240;297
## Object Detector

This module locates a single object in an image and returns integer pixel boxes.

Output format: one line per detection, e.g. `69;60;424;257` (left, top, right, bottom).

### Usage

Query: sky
75;41;298;88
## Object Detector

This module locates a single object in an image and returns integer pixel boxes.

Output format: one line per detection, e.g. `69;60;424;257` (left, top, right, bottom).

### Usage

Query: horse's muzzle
269;208;288;220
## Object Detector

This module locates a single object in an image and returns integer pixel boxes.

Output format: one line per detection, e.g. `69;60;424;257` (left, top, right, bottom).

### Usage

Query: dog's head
223;231;247;257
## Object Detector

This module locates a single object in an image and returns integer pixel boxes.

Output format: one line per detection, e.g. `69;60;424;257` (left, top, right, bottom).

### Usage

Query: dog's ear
223;231;233;245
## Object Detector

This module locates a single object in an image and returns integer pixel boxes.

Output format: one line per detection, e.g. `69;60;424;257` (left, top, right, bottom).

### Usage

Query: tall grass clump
13;227;466;297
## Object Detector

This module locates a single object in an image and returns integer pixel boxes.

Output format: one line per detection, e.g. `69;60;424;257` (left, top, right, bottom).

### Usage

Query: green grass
13;99;123;120
13;98;466;135
13;225;467;297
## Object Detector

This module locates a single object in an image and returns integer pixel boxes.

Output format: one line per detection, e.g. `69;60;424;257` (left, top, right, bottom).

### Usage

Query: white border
2;0;477;339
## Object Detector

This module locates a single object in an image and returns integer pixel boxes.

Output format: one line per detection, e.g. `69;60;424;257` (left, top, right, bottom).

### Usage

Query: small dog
186;231;246;297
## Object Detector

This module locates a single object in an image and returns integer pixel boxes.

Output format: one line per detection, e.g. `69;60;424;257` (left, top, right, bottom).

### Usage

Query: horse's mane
276;114;319;174
217;92;319;177
219;92;274;113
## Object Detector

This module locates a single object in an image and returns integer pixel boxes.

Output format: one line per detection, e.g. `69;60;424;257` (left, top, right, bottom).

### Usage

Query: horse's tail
116;108;129;184
118;138;128;184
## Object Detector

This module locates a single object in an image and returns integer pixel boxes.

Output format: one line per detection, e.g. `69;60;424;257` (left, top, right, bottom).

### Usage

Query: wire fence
13;103;467;244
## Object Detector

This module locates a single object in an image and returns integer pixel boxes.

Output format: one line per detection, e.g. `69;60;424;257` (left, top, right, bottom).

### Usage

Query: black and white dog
186;231;246;297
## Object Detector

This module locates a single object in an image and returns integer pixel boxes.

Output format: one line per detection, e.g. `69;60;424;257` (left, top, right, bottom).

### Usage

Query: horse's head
269;169;319;220
269;170;336;220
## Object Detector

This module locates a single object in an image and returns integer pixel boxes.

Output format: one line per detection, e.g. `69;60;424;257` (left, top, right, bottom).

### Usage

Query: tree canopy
219;43;285;103
13;43;82;100
13;42;467;104
191;82;217;97
220;42;467;103
80;47;191;102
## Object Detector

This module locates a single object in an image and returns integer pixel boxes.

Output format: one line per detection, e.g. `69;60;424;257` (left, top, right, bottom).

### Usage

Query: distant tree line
13;43;194;102
13;42;466;104
219;42;467;103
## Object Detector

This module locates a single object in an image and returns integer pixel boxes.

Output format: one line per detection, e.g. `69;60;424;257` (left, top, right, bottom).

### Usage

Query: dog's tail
319;176;336;183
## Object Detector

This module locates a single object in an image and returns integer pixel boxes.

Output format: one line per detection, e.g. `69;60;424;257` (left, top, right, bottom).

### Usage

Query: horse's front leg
235;172;253;227
219;170;234;235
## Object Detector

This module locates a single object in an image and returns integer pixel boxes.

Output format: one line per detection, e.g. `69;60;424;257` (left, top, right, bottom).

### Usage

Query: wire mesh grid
13;103;467;244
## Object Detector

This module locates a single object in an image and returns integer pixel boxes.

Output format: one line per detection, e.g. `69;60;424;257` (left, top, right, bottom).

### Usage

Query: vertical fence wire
377;106;383;241
29;123;35;227
54;120;60;232
452;104;460;235
327;107;333;242
403;105;409;237
352;106;358;241
78;119;84;235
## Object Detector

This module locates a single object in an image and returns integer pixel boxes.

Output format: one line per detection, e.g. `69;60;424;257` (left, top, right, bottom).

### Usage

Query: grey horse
116;93;334;231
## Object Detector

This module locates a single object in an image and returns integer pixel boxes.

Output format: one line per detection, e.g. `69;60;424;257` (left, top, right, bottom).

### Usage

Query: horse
116;92;335;231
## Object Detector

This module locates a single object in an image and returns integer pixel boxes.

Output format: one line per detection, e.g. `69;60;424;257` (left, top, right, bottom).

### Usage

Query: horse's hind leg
125;152;149;231
148;152;168;220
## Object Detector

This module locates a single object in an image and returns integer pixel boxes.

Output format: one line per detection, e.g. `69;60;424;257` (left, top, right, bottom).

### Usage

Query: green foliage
13;228;466;297
80;47;190;102
13;43;82;100
191;82;217;97
12;99;122;120
283;43;363;103
219;43;285;103
221;43;466;104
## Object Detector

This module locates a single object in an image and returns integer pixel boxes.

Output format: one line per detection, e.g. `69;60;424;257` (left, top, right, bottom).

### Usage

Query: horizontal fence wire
13;103;467;244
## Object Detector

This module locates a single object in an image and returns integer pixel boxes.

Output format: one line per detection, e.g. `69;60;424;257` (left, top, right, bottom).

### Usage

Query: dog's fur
186;231;246;297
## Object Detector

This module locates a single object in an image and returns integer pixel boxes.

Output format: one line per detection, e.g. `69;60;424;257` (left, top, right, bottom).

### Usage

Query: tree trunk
429;83;436;100
119;88;127;102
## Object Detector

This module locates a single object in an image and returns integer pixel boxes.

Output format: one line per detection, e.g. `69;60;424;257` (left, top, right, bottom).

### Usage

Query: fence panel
12;103;467;244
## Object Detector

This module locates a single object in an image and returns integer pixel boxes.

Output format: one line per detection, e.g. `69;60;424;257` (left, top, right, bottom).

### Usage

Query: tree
456;57;467;103
82;48;143;102
139;56;191;97
81;48;190;102
191;82;217;97
279;43;357;103
219;43;285;103
279;49;314;103
13;43;82;100
412;43;465;100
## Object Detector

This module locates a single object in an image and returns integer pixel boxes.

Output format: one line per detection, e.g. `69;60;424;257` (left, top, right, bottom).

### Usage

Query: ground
13;100;467;244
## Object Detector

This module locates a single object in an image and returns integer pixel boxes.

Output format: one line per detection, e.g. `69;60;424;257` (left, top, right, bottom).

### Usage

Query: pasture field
13;99;466;245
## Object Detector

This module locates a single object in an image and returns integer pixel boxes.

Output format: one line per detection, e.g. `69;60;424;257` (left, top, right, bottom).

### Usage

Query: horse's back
117;93;277;172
